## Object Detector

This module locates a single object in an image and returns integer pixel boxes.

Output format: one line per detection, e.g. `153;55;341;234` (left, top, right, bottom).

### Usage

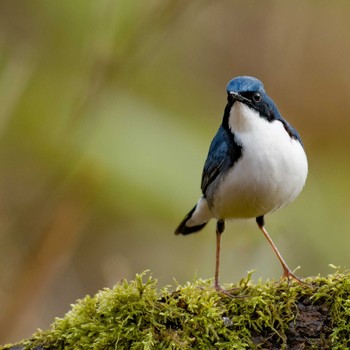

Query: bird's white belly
212;114;308;219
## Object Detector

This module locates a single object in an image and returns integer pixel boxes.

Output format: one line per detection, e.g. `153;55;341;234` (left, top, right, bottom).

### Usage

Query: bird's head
226;76;279;123
224;76;302;143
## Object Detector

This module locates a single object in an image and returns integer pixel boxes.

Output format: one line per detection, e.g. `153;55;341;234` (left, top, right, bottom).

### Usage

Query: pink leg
256;216;303;283
214;220;225;291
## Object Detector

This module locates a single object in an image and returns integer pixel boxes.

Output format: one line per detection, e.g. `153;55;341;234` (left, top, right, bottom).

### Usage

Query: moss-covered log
3;270;350;349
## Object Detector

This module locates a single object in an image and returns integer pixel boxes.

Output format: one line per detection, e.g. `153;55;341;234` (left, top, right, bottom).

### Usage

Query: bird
175;76;308;291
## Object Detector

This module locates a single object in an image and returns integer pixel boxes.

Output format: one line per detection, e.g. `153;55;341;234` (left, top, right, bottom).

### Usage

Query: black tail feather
175;205;208;235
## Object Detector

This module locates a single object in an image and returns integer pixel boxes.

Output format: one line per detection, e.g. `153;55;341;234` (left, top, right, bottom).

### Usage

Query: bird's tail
175;197;213;235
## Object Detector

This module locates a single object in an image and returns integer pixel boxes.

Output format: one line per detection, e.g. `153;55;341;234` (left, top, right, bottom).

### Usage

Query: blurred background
1;0;350;343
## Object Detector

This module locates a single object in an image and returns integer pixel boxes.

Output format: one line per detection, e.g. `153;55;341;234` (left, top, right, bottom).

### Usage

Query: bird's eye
252;92;262;103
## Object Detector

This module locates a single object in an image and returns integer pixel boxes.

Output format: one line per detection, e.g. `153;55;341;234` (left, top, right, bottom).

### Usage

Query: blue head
224;76;302;143
226;76;264;95
226;76;279;122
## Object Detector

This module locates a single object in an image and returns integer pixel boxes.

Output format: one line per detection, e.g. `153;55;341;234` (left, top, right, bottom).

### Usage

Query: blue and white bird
175;76;308;291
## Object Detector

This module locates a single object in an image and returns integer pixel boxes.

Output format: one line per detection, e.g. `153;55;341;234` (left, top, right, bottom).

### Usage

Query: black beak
228;91;250;104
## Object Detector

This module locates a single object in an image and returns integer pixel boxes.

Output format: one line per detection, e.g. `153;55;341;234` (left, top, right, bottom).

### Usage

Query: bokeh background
1;0;350;344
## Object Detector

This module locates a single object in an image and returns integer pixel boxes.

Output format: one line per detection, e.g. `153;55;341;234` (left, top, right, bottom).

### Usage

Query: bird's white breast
212;102;308;219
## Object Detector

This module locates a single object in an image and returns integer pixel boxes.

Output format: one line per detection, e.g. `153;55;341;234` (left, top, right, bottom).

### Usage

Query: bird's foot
214;283;243;298
215;283;231;296
282;268;307;285
214;282;224;292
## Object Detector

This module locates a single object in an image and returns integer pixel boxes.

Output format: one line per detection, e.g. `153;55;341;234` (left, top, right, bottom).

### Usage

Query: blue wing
201;125;242;195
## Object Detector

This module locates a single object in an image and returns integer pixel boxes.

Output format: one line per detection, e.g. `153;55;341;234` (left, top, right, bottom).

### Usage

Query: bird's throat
228;102;260;134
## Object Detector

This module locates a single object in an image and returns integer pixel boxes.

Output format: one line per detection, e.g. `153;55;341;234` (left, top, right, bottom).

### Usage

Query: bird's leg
214;219;225;291
256;216;303;283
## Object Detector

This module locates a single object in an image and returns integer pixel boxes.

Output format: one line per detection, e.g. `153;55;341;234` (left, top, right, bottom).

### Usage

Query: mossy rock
4;269;350;349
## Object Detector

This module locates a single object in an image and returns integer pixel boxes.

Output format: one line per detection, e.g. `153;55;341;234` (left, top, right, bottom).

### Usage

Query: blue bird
175;76;308;291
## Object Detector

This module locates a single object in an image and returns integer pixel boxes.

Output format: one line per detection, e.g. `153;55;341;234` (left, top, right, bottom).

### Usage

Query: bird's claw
282;269;307;285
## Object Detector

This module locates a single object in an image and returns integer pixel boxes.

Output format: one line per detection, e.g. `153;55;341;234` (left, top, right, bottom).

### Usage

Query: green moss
5;269;350;349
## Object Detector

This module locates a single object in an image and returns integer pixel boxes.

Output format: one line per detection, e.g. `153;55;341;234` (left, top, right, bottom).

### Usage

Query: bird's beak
229;91;250;104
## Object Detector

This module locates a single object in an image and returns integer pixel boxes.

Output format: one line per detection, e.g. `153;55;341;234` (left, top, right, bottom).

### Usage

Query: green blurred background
1;0;350;343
